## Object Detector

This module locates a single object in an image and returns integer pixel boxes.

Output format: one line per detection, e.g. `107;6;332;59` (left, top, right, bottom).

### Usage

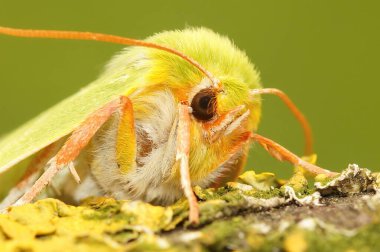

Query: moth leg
0;142;60;209
116;97;136;173
251;133;338;177
177;102;199;224
211;132;252;188
12;96;131;207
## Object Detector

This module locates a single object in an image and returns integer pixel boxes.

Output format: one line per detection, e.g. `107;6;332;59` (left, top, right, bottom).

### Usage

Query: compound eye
191;89;216;121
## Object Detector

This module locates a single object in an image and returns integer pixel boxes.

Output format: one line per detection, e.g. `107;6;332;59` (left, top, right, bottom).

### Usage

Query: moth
0;26;337;223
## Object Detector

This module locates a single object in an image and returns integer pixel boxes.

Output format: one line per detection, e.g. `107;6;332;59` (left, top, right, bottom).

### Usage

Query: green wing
0;43;153;198
0;69;141;175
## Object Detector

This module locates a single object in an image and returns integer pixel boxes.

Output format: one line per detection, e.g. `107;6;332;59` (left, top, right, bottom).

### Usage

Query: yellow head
103;28;262;186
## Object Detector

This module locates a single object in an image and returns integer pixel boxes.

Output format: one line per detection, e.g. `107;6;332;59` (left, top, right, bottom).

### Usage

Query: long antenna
0;26;218;87
250;88;314;156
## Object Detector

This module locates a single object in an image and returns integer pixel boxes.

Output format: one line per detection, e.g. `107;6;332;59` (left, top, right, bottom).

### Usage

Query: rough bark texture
0;165;379;252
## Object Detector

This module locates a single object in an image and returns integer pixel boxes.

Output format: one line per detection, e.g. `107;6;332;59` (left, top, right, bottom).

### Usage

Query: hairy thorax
58;89;244;206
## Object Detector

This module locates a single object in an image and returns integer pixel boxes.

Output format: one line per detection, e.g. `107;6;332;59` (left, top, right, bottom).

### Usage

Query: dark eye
191;89;216;121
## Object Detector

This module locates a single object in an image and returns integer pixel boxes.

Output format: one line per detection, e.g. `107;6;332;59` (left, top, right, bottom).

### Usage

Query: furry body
56;89;246;205
0;28;262;206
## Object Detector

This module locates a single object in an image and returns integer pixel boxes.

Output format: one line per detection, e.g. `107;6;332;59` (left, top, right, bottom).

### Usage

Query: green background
0;1;379;178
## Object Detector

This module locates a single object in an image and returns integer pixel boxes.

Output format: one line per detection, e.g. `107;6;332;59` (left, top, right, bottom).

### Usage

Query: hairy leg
11;96;132;207
251;133;338;177
210;132;252;188
0;142;61;209
177;102;199;224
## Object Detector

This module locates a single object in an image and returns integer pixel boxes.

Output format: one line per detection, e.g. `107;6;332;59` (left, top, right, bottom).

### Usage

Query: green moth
0;26;336;223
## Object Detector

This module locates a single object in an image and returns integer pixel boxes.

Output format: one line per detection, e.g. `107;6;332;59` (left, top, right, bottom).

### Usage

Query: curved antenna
0;26;219;88
250;88;313;156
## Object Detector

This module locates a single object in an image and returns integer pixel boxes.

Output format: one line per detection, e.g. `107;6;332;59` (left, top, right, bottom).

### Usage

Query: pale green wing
0;72;141;175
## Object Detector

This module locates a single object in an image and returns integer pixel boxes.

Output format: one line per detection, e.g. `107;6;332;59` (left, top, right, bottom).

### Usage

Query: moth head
188;77;261;145
138;28;262;143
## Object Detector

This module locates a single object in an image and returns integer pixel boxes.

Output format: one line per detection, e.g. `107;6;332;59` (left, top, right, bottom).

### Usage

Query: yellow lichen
121;200;173;231
283;230;308;252
284;170;308;193
237;171;279;191
0;167;379;251
0;215;34;240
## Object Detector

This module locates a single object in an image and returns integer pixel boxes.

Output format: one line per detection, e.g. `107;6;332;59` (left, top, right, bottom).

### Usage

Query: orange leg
12;96;131;207
211;132;252;188
0;142;61;209
177;102;199;224
250;88;313;156
17;142;61;189
251;133;338;177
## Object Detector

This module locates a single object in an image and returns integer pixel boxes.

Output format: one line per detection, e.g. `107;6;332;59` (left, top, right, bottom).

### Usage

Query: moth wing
0;73;141;177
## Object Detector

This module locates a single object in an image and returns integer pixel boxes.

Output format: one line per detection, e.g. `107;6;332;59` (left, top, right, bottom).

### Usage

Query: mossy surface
1;165;380;252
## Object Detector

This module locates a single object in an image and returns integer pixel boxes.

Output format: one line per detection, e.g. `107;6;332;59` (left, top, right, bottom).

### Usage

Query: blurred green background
0;1;379;179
